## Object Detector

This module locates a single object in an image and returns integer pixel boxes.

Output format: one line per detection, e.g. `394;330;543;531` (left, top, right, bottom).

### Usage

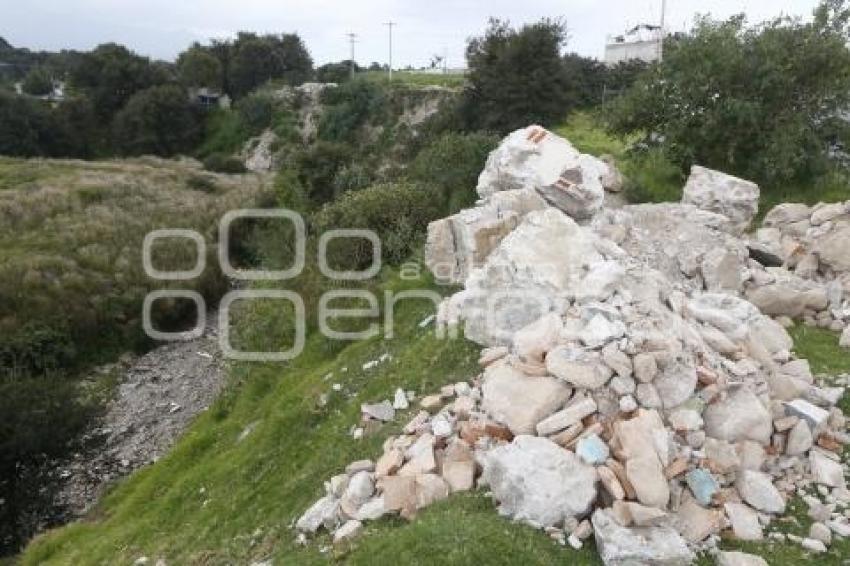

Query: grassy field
361;70;466;89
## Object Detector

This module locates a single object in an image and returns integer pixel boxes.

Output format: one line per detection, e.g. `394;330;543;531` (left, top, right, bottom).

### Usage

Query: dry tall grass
0;156;270;372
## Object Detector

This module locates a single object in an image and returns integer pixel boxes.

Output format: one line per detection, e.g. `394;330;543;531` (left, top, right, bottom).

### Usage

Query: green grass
759;170;850;221
361;70;466;89
789;325;850;375
554;112;684;203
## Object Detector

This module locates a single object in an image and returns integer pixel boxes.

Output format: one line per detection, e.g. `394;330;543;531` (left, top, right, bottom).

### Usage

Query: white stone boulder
481;435;598;528
592;508;694;566
476;125;604;219
446;208;604;345
716;551;769;566
480;361;571;435
736;470;786;514
703;387;772;445
681;165;759;235
814;224;850;273
763;203;812;227
425;188;547;284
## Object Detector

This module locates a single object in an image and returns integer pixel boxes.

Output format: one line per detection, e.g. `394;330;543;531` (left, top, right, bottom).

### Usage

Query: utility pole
347;33;358;78
442;46;448;75
658;0;667;62
383;21;395;81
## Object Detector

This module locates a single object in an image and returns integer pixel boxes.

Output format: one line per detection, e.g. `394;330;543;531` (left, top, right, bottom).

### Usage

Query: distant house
604;24;663;66
190;87;231;109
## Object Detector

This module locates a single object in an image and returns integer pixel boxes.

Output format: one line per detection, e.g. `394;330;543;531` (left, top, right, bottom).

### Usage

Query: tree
112;84;203;156
461;19;571;133
561;53;607;108
607;2;850;186
228;33;313;97
177;45;222;90
69;43;169;122
316;61;360;83
21;66;52;96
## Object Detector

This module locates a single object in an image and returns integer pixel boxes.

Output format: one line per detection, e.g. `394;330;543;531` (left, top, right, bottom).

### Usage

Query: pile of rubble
296;125;850;565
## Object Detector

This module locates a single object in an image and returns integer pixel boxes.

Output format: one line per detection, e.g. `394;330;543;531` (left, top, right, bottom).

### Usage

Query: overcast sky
3;0;821;68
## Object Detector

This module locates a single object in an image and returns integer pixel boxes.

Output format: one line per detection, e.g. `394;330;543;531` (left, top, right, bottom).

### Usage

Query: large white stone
512;312;562;364
536;397;597;436
477;125;605;219
626;455;670;509
716;551;769;566
815;225;850;272
296;494;339;533
482;435;598;528
810;451;846;488
481;362;571;435
763;203;812;227
736;470;786;514
703;388;772;445
724;502;763;540
592;508;694;566
449;208;603;346
545;346;612;389
425;188;548;284
681;165;760;234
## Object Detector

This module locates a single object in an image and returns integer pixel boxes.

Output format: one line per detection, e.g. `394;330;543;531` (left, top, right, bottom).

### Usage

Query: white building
604;24;663;66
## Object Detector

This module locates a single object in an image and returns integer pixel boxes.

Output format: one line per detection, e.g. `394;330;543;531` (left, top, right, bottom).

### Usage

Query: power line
346;32;358;78
383;21;396;81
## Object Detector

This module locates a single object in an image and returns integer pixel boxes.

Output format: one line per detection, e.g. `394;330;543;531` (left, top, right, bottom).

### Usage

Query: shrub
316;61;360;84
21;66;52;96
409;132;498;213
311;182;444;270
203;152;247;173
292;141;354;205
317;79;386;143
235;92;276;136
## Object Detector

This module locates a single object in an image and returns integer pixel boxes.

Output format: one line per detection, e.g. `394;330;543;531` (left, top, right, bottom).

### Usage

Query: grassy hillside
0;156;269;369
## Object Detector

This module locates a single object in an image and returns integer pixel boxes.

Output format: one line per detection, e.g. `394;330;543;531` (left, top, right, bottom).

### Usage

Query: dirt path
54;313;228;517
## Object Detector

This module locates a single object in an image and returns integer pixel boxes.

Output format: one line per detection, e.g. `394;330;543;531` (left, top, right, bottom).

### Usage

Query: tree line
0;33;312;158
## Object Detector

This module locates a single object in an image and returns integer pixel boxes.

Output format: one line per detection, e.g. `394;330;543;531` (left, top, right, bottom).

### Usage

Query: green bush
235;92;276;136
197;109;248;157
317;79;386;143
311;182;444;270
316;61;360;84
292;141;353;205
21;66;52;96
409;132;498;213
203;152;247;173
607;3;850;187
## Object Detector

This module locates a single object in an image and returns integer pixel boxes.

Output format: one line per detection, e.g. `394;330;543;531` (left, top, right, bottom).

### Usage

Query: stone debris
716;551;768;566
297;126;850;565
